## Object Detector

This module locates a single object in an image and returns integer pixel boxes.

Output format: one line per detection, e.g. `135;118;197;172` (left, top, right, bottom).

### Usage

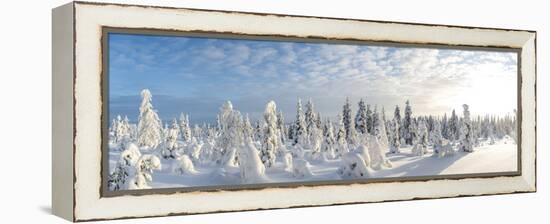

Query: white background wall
0;0;546;223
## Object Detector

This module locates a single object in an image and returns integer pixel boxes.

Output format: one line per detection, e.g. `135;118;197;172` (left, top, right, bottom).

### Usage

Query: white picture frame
52;1;536;221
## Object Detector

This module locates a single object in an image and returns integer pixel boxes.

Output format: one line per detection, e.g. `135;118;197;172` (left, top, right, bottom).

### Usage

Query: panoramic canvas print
106;32;518;191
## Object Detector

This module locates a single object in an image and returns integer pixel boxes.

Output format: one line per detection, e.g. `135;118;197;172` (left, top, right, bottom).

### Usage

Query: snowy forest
108;89;517;191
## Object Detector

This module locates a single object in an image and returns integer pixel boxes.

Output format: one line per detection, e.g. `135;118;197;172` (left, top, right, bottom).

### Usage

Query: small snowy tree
260;101;279;168
355;98;368;134
412;117;428;156
107;143;141;191
372;106;390;152
459;104;474;152
342;97;358;145
216;101;244;166
277;111;287;144
293;99;308;147
179;113;192;142
430;119;443;152
127;154;162;189
160;119;180;159
402;100;414;145
238;137;267;183
243;114;254;140
335;114;348;158
253;121;263;142
366;104;373;134
322;119;336;159
365;135;393;170
389;116;401;153
137;89;163;149
449;109;459;142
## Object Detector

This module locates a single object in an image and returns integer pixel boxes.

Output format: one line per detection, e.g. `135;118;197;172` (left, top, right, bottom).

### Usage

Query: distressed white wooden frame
52;1;536;222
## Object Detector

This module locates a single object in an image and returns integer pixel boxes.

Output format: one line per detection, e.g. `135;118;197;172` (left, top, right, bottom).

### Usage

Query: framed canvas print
52;1;537;222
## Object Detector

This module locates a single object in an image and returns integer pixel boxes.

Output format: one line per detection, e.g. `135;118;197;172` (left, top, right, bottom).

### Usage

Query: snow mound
339;151;372;178
292;158;313;178
172;155;197;175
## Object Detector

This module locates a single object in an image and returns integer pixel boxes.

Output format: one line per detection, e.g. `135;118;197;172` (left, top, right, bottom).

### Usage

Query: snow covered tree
335;114;348;158
388;117;400;153
322;119;336;159
243;114;254;140
402;100;414;145
293;99;308;146
179;113;192;142
366;104;373;134
366;135;393;170
277;111;287;144
459;104;474;152
393;105;402;143
238;137;267;183
253;121;263;142
305;99;317;136
315;112;322;129
107;143;141;190
412;117;428;156
372;105;380;135
137;89;163;149
342;97;358;145
429;119;443;146
441;113;449;140
449;109;459;142
160;119;180;159
355;98;368;134
372;106;389;150
128;154;162;189
216;101;244;166
260;101;279;168
287;123;295;141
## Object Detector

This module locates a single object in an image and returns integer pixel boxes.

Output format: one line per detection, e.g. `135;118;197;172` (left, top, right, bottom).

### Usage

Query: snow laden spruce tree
335;114;348;158
412;117;429;156
179;113;191;142
372;107;389;150
242;114;254;140
260;101;280;168
277;111;286;144
112;115;132;150
355;98;368;134
388;106;401;153
305;99;323;158
459;104;474;152
322;119;336;159
342;97;358;145
216;101;244;166
160;119;180;159
402;100;414;145
293;99;308;149
449;109;459;142
137;89;163;149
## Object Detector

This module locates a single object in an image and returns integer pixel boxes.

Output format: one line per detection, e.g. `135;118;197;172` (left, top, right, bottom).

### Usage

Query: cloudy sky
108;33;517;124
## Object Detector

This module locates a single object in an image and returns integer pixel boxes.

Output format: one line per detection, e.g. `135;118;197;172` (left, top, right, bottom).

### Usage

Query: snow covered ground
109;137;517;189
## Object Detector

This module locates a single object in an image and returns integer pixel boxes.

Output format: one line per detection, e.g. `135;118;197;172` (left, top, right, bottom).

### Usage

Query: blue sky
109;33;517;124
